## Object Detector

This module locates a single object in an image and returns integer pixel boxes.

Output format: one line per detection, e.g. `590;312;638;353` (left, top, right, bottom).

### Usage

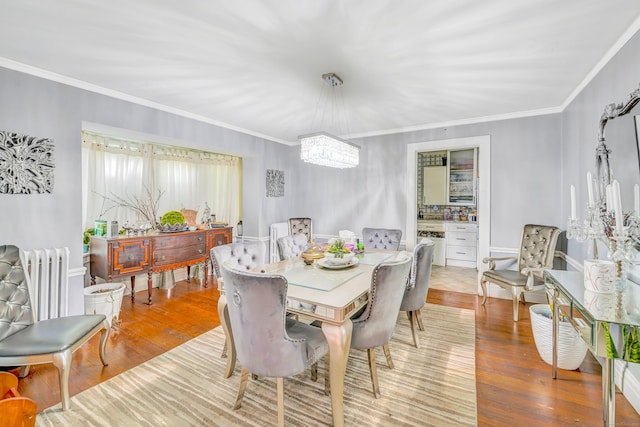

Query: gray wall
290;114;563;251
0;66;290;313
562;26;640;261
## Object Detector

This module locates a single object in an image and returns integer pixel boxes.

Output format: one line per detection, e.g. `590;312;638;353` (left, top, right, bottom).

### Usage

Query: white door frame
406;135;491;276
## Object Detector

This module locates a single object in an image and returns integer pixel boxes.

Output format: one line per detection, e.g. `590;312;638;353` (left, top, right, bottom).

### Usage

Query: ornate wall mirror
596;84;640;210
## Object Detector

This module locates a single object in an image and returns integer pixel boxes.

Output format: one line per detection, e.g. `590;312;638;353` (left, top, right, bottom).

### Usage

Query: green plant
326;239;351;258
161;210;185;225
83;228;95;244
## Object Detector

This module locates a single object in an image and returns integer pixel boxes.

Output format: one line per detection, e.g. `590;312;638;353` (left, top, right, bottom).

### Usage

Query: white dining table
217;251;394;427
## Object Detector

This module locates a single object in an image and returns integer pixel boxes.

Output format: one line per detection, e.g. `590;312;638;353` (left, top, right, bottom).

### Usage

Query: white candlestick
570;185;577;220
606;184;613;212
635;184;639;218
613;180;624;234
586;171;594;208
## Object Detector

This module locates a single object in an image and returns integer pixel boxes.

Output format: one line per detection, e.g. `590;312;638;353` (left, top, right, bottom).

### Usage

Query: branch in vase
94;186;165;227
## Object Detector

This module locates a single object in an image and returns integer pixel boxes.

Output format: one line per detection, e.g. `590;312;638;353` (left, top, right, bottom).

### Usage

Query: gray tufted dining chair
400;238;435;348
220;263;329;426
211;241;266;360
276;233;308;260
288;217;312;242
349;251;413;398
362;227;402;251
481;224;561;321
0;245;109;411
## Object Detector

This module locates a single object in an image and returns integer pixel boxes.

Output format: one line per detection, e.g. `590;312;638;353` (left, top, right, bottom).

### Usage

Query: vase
583;259;615;293
529;304;588;370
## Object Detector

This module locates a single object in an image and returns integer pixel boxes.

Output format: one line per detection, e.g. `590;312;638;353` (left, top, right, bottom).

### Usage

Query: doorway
405;135;491;292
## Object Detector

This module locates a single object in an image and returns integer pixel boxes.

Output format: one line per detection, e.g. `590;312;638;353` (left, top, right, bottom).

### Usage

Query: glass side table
544;269;640;427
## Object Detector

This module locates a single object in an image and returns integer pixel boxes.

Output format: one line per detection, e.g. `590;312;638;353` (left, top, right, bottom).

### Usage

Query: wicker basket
529;304;588;371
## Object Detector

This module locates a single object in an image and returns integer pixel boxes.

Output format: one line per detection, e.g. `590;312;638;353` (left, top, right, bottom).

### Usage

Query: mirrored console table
544;269;640;427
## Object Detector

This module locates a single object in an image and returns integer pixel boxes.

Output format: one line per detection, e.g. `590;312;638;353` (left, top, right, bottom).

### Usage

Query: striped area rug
37;303;476;426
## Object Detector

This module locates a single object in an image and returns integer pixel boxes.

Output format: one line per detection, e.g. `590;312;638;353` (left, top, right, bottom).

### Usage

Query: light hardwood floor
11;268;640;426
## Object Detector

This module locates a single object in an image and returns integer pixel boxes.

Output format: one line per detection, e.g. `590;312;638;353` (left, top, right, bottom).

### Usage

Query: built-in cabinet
416;220;446;266
447;148;477;206
422;148;477;206
445;222;477;268
422;166;447;205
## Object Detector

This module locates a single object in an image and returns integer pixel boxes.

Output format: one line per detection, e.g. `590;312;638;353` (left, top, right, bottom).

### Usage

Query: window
81;131;241;230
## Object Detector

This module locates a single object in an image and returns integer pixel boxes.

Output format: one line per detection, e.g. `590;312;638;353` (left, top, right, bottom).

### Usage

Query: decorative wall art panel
266;169;284;197
0;131;54;194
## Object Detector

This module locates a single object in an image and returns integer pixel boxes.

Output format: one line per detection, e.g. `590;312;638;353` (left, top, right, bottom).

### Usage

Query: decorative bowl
157;222;189;233
323;251;355;266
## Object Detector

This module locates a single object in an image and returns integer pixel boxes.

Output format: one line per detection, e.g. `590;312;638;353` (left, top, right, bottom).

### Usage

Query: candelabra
568;204;640;296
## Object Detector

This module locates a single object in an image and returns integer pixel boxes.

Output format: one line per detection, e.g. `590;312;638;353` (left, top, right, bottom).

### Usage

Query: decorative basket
84;282;126;328
529;304;588;371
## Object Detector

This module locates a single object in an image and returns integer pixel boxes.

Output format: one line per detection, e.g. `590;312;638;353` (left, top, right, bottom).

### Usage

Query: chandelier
299;73;360;169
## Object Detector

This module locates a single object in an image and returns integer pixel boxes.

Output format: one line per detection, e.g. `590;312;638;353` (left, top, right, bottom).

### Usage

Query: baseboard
617;361;640;415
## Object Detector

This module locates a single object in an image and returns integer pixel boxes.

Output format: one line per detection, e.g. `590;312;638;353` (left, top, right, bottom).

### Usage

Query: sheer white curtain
82;131;241;231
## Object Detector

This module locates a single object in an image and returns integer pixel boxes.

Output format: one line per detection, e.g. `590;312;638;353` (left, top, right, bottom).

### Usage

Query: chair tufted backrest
277;234;308;260
362;228;402;251
220;264;312;377
517;224;561;272
288;218;312;242
211;241;266;279
400;239;435;312
0;245;34;341
350;252;413;350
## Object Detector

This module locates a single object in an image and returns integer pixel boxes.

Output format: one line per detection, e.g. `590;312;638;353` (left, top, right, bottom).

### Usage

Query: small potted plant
324;239;355;265
83;228;95;253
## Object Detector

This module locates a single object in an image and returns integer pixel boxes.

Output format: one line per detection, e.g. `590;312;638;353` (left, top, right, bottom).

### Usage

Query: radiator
269;222;289;263
20;247;70;321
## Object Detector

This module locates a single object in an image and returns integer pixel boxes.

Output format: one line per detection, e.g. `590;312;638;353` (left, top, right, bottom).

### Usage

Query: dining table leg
322;319;353;427
217;295;236;378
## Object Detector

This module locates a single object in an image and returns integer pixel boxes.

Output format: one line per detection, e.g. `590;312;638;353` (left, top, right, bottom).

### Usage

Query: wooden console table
90;227;232;305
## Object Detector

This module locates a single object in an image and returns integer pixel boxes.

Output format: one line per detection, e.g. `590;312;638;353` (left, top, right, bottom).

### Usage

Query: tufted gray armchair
400;238;435;348
220;263;329;426
211;241;266;360
0;245;109;410
350;252;413;398
481;224;561;321
362;227;402;251
288;217;312;242
276;233;308;260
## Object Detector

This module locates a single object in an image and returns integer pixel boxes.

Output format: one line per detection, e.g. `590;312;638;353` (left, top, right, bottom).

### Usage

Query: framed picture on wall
0;130;54;194
266;169;284;197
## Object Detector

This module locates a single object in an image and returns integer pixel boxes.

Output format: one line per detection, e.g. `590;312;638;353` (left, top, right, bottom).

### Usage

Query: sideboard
90;227;232;305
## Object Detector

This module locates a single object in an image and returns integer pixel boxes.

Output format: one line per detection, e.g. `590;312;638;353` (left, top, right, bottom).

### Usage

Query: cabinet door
110;239;151;276
423;166;447;205
207;228;232;249
448;148;477;205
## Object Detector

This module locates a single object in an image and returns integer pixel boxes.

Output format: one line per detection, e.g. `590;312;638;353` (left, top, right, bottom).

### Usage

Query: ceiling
1;0;640;145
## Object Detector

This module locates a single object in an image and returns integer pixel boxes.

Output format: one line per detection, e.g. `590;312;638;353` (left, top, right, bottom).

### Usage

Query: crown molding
3;9;640;148
0;57;292;146
345;107;562;140
561;14;640;110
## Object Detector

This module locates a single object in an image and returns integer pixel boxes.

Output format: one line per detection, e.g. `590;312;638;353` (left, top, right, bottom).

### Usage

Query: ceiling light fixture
299;73;360;169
